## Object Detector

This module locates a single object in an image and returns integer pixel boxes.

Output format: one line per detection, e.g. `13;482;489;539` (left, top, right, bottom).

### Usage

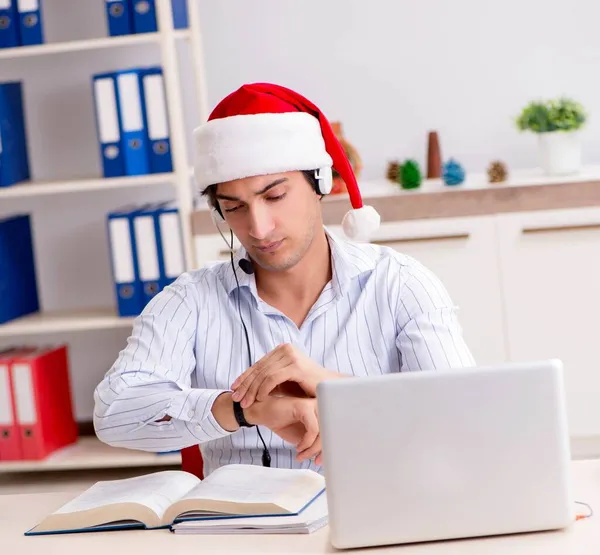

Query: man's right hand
246;396;322;465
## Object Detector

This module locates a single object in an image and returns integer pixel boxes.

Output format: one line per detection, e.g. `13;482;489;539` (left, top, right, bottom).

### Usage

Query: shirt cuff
168;388;233;440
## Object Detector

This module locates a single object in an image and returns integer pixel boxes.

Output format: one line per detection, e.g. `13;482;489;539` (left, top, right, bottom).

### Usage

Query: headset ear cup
315;166;333;195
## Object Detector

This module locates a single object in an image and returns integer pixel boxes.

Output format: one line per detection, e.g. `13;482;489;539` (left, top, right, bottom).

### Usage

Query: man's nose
248;204;275;241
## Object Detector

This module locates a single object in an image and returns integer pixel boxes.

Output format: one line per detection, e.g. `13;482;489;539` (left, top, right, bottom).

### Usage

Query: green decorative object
399;159;422;189
516;97;586;133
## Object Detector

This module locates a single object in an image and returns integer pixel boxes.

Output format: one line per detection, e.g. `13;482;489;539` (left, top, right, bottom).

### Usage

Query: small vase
538;131;582;176
426;131;442;178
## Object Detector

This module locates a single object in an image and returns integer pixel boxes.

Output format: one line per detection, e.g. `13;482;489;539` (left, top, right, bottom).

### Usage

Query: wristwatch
233;400;254;428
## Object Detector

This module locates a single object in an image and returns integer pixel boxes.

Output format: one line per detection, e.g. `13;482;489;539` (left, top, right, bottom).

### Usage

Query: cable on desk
575;501;593;521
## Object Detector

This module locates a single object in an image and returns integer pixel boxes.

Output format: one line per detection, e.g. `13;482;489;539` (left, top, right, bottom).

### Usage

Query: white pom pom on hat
193;82;380;240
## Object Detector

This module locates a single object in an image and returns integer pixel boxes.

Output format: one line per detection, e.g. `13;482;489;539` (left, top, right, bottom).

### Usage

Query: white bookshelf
0;308;135;337
0;436;180;473
0;29;190;59
0;172;176;199
0;0;209;473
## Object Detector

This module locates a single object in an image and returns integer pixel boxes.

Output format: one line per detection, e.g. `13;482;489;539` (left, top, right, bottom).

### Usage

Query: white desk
1;460;599;554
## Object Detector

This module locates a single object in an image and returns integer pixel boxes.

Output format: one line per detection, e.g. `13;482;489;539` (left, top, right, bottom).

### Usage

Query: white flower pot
538;130;582;176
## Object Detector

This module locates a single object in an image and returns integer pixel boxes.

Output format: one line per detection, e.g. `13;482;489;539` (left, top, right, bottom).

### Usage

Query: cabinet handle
371;232;470;246
521;222;600;234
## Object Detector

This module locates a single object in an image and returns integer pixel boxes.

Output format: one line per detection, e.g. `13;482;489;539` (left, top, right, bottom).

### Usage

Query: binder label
94;78;120;144
13;363;36;425
17;0;38;11
0;365;12;425
118;73;144;132
0;1;11;10
134;215;160;280
109;218;135;283
160;213;185;277
144;74;169;140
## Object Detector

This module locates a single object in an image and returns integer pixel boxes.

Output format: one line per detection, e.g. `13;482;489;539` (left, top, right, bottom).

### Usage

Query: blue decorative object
442;158;466;186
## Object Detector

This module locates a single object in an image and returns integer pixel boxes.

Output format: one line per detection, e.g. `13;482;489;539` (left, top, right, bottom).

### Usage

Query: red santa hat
193;82;380;240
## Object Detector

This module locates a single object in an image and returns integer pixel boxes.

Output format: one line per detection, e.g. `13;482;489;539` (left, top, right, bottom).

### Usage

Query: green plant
516;97;586;133
398;159;422;189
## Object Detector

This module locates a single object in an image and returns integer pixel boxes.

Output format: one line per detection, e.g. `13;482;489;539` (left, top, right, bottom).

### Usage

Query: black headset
212;166;333;467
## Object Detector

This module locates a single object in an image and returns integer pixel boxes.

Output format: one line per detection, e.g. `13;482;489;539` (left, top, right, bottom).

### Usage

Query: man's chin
252;250;299;272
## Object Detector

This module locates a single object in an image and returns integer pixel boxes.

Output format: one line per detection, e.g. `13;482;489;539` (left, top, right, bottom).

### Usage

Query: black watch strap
233;400;254;428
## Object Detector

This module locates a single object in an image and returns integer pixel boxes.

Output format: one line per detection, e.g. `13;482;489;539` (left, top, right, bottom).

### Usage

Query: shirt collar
221;227;376;298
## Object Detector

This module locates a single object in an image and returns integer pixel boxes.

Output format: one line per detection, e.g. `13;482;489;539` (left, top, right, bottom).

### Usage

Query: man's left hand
231;343;343;408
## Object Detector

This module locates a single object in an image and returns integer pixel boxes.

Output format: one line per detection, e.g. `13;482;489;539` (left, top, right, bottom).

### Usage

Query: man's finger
239;357;289;407
231;345;286;391
232;352;281;401
255;363;298;402
297;435;322;462
296;406;319;453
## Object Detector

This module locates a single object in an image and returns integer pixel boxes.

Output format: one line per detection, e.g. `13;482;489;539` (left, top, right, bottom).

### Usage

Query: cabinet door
194;233;240;268
497;207;600;439
328;216;507;366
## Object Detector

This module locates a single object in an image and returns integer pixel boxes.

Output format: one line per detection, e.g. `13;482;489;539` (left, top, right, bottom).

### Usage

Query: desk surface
1;459;599;554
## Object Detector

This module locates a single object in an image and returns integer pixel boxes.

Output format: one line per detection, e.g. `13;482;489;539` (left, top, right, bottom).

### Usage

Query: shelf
0;308;135;337
0;172;176;199
0;436;181;473
0;30;190;60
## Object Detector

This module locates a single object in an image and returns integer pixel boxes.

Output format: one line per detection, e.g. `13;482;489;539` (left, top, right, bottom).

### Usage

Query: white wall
197;0;600;182
2;0;598;421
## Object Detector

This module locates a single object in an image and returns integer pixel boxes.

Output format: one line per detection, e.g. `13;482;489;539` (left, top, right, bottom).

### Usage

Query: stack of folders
0;213;39;325
107;201;186;317
0;0;44;48
104;0;188;36
0;81;30;188
0;344;78;462
92;66;173;178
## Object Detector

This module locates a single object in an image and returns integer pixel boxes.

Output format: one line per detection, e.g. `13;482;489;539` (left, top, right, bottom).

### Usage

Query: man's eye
267;194;286;202
224;205;242;213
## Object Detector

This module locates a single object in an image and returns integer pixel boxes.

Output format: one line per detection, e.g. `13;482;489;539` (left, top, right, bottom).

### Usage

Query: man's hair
201;170;321;213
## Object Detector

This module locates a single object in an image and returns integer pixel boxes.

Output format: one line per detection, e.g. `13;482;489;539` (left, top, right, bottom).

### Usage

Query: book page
174;491;328;531
181;465;324;511
54;470;200;521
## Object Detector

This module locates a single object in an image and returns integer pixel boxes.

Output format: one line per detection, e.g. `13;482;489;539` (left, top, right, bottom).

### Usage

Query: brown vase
427;131;442;178
331;121;362;195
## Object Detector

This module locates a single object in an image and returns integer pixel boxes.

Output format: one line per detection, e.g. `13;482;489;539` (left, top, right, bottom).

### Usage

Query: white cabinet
329;216;508;366
194;232;240;268
497;207;600;439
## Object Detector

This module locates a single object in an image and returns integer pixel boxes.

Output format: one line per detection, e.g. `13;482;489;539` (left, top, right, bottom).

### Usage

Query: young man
94;83;475;477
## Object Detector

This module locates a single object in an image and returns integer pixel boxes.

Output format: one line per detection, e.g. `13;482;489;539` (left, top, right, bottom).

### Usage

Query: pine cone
386;161;400;182
488;160;508;183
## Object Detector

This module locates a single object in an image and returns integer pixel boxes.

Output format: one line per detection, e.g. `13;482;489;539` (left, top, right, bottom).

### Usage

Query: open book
171;490;328;535
25;464;325;536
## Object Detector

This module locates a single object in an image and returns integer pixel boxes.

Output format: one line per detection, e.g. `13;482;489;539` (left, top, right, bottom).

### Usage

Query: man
94;83;474;477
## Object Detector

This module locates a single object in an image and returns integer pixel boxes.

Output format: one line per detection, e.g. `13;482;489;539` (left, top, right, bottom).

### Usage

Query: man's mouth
255;240;283;253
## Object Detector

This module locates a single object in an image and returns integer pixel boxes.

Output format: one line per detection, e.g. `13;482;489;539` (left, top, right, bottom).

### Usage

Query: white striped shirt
94;228;475;476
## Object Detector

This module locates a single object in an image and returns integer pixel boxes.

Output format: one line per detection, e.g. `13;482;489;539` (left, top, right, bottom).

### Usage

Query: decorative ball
386;161;400;183
487;160;508;183
442;158;466;186
399;159;422;189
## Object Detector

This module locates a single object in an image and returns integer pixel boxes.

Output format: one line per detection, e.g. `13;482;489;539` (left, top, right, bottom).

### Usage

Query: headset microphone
238;258;254;275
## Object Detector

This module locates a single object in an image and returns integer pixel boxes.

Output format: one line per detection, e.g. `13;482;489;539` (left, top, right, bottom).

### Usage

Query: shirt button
188;410;194;418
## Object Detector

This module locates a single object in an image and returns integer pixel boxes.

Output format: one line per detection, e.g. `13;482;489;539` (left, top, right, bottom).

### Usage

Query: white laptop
316;359;574;550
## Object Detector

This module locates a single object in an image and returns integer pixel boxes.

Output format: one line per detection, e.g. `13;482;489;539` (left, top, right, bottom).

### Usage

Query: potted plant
516;97;586;176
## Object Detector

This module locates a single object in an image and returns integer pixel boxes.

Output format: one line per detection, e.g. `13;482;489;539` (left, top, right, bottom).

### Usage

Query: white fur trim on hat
193;112;333;188
342;205;381;241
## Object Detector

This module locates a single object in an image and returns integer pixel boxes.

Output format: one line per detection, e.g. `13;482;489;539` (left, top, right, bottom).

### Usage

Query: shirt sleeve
394;260;476;371
93;275;234;452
